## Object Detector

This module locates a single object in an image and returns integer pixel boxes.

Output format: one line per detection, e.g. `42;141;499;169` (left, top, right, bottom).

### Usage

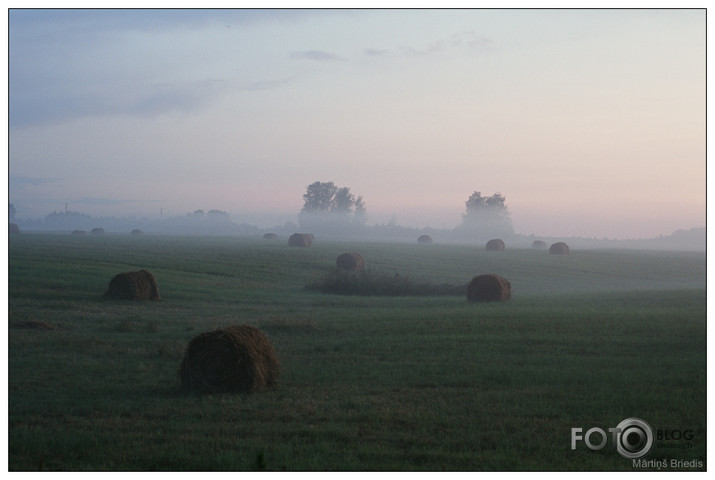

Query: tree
459;191;513;238
301;181;339;214
299;181;367;232
353;195;367;225
331;187;355;214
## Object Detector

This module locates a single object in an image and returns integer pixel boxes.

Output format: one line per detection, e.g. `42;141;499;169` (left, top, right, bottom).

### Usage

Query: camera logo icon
571;417;654;459
615;418;653;459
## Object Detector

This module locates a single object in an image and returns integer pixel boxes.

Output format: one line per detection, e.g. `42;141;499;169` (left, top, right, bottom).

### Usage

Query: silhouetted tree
353;195;367;225
457;191;513;238
299;181;367;233
301;181;339;214
331;187;355;214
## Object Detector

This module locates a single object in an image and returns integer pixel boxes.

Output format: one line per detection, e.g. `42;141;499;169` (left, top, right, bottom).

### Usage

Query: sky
7;7;706;238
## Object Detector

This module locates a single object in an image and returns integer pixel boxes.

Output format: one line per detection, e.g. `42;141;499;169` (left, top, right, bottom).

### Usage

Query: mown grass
7;233;706;471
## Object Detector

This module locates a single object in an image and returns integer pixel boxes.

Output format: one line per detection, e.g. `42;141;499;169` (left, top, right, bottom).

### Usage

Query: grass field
7;233;707;471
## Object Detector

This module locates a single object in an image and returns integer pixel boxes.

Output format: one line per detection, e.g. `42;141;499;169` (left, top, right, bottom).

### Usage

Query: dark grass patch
258;316;319;333
305;269;466;296
11;320;56;330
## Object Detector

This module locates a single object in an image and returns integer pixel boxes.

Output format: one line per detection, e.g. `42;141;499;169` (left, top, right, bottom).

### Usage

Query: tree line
298;181;513;238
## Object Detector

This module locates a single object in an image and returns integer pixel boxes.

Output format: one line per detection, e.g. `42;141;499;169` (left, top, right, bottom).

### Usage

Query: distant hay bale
91;227;105;235
549;242;570;255
417;235;433;244
105;269;160;300
262;233;278;240
467;274;511;302
486;239;505;251
531;240;547;250
9;223;20;234
130;229;143;236
179;325;280;394
71;229;86;235
288;233;312;247
336;252;365;271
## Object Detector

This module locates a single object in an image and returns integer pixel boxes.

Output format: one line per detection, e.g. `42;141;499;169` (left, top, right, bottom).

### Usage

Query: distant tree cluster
188;209;230;221
456;191;513;239
299;181;366;232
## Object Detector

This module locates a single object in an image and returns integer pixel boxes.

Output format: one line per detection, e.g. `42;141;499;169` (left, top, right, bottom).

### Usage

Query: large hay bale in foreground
179;325;280;394
417;235;433;244
467;274;511;302
91;227;105;235
336;252;365;271
288;233;312;247
486;238;505;251
9;223;20;234
105;269;160;300
549;242;570;255
531;240;547;250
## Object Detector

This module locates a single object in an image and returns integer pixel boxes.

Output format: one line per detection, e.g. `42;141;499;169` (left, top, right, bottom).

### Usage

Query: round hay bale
105;269;160;300
71;229;86;235
486;238;505;251
179;325;280;394
336;252;365;271
531;240;547;250
130;229;143;236
288;233;312;247
91;227;105;235
262;233;278;240
467;273;511;302
549;242;570;255
417;235;433;244
9;223;20;234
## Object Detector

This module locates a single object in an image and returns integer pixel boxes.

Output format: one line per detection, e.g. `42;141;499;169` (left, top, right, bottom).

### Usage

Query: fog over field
8;8;705;240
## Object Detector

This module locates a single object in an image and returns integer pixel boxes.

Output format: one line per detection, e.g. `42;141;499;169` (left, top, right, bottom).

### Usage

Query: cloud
449;30;494;51
9;76;230;127
364;48;389;57
9;9;313;128
129;79;226;117
289;50;345;61
9;175;57;187
242;77;295;91
74;197;134;206
364;30;494;60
